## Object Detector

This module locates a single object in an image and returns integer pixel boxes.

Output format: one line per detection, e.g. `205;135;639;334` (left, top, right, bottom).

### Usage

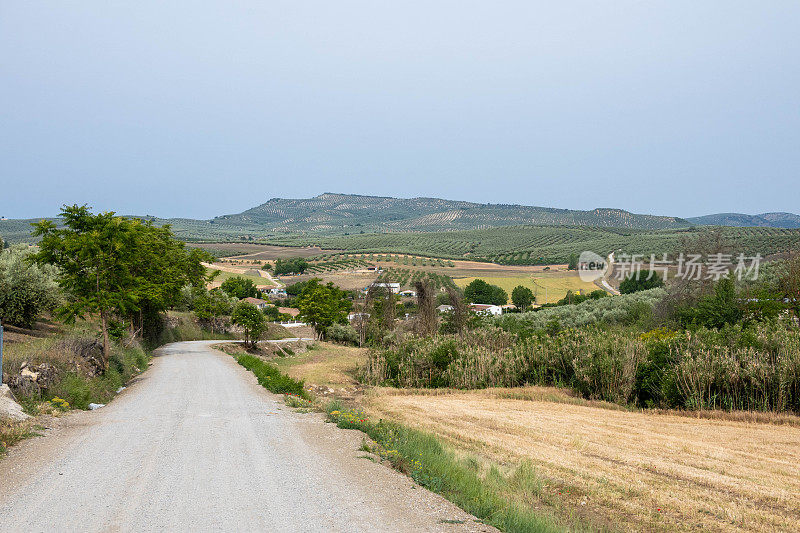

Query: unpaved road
0;341;492;532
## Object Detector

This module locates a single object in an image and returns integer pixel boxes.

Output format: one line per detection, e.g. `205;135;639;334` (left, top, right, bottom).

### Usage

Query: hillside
689;212;800;228
266;225;800;265
215;193;692;233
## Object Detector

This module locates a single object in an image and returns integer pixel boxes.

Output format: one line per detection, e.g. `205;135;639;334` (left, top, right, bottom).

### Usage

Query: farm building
366;282;401;294
399;289;417;297
242;297;269;310
260;287;287;298
469;303;503;316
437;304;454;313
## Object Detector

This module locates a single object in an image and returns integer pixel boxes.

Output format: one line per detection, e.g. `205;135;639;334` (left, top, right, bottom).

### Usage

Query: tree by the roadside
0;245;61;328
511;285;535;311
193;288;237;321
231;301;266;348
296;279;351;339
220;276;259;299
619;270;664;294
125;222;211;341
32;205;210;366
464;279;508;305
32;206;140;366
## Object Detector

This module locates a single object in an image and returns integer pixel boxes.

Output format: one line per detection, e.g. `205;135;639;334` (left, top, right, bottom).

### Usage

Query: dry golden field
265;344;800;531
453;273;600;304
364;388;800;532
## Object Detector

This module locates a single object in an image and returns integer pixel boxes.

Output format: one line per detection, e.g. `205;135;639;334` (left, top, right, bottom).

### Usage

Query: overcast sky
1;2;798;219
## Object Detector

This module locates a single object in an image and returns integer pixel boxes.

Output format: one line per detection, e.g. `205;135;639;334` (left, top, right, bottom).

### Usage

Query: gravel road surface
0;341;493;532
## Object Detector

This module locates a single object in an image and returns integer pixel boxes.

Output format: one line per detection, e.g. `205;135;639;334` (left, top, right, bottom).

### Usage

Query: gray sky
1;1;798;220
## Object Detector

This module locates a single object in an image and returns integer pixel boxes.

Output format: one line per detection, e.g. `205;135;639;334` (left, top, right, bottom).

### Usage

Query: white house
399;289;417;298
369;282;401;294
469;303;503;316
436;304;454;313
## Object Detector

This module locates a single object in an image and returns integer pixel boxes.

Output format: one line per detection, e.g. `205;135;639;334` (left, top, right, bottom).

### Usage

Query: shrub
619;270;665;294
496;288;665;335
0;245;61;328
325;323;358;345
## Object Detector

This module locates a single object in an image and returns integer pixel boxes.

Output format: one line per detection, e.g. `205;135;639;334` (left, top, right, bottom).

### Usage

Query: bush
364;320;800;413
0;245;61;328
325;323;358;345
619;270;664;294
496;288;665;335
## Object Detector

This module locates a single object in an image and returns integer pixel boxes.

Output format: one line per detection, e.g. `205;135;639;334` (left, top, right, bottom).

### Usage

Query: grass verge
0;420;41;457
324;401;564;533
235;354;310;399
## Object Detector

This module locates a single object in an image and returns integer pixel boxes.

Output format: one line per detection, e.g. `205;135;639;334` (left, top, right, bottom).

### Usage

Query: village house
242;297;269;310
364;282;401;294
469;303;503;316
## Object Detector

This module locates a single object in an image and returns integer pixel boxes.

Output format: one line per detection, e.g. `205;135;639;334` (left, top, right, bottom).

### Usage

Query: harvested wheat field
365;388;800;532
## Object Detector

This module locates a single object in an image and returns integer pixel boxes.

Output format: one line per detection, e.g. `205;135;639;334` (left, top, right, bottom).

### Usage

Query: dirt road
0;341;491;532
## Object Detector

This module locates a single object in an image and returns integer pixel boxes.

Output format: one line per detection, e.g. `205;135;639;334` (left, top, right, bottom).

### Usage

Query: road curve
0;341;492;532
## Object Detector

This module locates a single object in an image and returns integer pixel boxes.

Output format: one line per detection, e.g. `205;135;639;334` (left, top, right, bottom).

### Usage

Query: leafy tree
125;221;211;341
285;279;314;296
263;304;280;321
567;253;579;270
296;279;351;339
32;205;209;364
0;245;61;328
231;301;266;348
511;285;535;311
619;270;664;294
678;277;742;329
33;206;141;366
193;288;237;320
464;279;508;305
220;276;258;299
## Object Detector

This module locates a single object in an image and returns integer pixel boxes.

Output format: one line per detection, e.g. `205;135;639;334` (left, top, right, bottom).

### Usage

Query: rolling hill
214;193;691;233
688;212;800;228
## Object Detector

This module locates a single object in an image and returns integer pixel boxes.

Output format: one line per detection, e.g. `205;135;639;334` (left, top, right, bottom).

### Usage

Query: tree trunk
100;310;111;371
